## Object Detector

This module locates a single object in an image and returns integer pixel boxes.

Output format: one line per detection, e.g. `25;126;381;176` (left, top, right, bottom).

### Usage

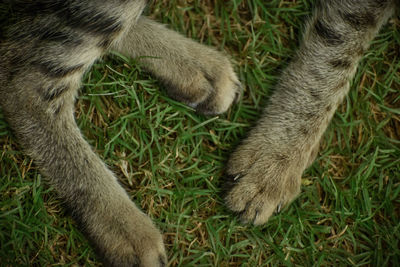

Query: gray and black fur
225;0;397;225
0;0;397;266
0;0;240;266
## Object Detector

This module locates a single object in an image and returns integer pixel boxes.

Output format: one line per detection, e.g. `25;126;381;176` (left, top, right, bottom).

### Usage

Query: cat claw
276;202;283;214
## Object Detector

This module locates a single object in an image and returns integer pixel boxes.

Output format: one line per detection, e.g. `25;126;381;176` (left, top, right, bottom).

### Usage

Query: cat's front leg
113;17;241;115
0;80;167;267
0;1;167;265
224;0;396;224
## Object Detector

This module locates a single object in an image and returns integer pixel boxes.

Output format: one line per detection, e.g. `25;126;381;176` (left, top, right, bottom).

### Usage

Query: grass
1;0;399;266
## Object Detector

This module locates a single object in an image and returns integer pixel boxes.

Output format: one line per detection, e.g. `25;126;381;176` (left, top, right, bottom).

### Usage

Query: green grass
1;1;399;266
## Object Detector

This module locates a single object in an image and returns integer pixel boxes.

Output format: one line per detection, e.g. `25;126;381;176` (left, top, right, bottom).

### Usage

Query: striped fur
0;0;397;265
0;0;240;266
225;0;397;225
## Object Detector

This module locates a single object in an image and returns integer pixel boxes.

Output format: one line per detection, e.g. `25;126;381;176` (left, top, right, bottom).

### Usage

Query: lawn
1;0;399;266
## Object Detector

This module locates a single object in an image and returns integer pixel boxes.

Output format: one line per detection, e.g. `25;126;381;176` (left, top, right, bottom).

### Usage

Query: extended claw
276;202;283;214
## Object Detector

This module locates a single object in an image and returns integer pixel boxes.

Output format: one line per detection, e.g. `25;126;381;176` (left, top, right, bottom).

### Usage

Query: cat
0;0;397;266
0;0;240;266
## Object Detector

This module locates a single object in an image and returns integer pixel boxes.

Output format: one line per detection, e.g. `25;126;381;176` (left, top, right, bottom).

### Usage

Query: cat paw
163;52;242;115
102;224;166;267
85;200;167;267
224;137;313;225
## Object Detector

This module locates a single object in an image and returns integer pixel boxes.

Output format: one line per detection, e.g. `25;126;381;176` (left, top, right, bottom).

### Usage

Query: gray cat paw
223;138;312;225
84;201;167;267
164;54;242;115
